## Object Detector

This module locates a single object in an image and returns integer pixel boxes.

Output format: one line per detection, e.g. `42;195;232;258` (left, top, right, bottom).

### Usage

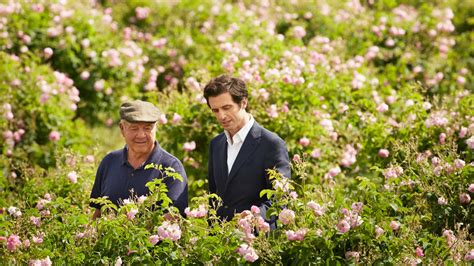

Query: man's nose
137;128;147;137
215;111;225;121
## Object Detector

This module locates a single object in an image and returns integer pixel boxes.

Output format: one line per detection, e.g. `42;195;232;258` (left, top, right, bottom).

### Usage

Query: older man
90;100;188;218
204;75;291;224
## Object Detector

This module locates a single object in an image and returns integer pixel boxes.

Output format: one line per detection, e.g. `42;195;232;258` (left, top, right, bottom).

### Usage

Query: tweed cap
120;100;160;122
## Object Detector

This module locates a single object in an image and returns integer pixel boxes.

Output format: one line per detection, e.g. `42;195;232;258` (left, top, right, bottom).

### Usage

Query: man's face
120;121;157;155
208;92;248;137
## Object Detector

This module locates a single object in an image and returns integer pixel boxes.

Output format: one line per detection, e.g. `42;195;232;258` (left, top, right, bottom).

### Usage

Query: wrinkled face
208;92;248;137
120;121;157;156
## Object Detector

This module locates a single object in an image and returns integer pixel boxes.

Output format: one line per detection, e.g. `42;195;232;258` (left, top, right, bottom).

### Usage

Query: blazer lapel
224;123;262;192
216;135;229;192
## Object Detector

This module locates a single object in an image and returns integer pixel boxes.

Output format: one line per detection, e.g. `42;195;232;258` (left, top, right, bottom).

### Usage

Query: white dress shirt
225;115;255;174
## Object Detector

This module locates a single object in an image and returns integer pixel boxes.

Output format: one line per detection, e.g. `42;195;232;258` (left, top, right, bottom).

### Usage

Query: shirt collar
224;115;255;145
121;141;162;168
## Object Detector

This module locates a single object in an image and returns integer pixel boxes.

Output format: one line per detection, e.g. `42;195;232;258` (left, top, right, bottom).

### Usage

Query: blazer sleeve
266;136;291;179
208;141;216;194
260;135;291;224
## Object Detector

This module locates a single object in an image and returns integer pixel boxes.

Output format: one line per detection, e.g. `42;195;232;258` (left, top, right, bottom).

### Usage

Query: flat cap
120;100;161;122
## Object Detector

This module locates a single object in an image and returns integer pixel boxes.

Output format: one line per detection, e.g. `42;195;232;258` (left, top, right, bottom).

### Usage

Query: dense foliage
0;0;472;264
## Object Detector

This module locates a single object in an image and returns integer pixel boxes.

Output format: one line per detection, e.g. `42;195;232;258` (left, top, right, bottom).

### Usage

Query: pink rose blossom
266;104;279;119
422;102;432;110
286;228;309;241
465;250;474;261
7;235;21;251
135;7;150;20
438;197;448;205
8;206;22;218
157;221;181;241
43;47;53;59
67;171;78;183
278;209;295;225
443;229;456;247
149;235;160;245
459;127;467;138
256;216;270;233
468;184;474;193
49;130;61;142
310;148;321;159
250;205;260;214
23;239;30;248
159;114;167;124
84;155;95;163
236;243;259;262
340;144;357;167
459;193;471;204
126;208;138;220
345;251;360;261
292;154;301;163
383;166;404;179
299;137;310;147
307;201;325;216
289;191;298;200
80;71;90;80
390;221;401;231
466;136;474;149
93;80;105;91
415;247;424;257
4;111;14;121
375;225;384;238
376;103;389;113
326;166;341;179
293;26;306;39
32;234;44;244
337;220;350;233
184;204;207;218
30;216;41;227
172;113;182;124
378;149;390;158
439;133;446;144
453;159;465;170
456;76;466;85
183;141;196;152
431;156;441;166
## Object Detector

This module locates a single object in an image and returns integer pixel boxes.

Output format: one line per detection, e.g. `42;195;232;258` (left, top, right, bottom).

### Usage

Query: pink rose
378;149;390;158
48;130;60;142
459;193;471;204
390;221;401;231
337;220;350;233
7;235;21;251
278;209;295;225
464;249;474;261
149;235;160;245
183;141;196;152
299;137;310;147
415;247;424;257
375;225;384;238
468;184;474;193
43;47;53;59
67;171;78;183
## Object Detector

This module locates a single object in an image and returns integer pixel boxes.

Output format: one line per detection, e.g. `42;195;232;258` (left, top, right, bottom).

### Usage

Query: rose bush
0;0;472;264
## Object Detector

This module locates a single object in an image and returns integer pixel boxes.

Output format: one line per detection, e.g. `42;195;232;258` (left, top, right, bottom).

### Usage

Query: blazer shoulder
258;125;286;144
210;132;226;145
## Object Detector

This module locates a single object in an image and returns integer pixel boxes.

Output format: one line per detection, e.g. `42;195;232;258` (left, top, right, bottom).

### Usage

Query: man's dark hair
203;75;248;107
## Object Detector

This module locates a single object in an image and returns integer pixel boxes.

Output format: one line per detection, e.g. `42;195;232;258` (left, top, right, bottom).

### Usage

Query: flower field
0;0;473;264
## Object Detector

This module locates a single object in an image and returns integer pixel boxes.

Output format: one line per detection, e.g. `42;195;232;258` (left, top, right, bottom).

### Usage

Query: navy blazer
208;122;291;222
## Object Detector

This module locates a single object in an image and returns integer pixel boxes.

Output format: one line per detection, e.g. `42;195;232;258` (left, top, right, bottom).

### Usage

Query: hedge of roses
0;0;473;264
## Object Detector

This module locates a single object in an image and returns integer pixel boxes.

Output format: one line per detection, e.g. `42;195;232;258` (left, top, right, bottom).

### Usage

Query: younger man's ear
241;98;248;109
